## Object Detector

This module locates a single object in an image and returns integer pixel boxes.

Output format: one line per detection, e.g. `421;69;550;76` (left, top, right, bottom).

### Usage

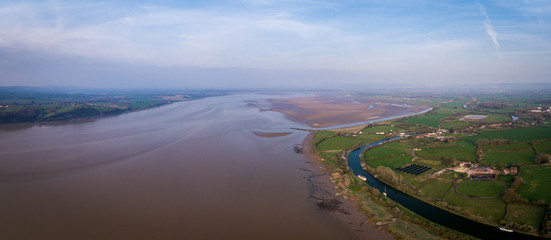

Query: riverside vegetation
313;90;551;239
0;86;226;123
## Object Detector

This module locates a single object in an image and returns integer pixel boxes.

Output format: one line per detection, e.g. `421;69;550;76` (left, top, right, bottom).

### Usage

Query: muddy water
0;95;361;240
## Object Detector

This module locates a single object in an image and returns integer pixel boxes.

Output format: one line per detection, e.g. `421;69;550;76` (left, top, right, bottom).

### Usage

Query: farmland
480;143;535;166
415;141;477;162
518;166;551;203
312;91;551;238
464;126;551;144
456;180;504;198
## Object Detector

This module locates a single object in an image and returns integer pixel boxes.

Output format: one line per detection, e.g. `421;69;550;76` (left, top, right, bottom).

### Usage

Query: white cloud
0;2;362;70
477;2;501;57
0;0;549;85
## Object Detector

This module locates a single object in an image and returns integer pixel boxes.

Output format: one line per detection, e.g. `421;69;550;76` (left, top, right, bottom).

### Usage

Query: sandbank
251;131;292;137
269;96;424;128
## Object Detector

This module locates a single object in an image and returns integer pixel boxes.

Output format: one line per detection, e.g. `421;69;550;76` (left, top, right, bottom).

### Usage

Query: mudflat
0;95;359;240
269;96;424;128
251;131;292;137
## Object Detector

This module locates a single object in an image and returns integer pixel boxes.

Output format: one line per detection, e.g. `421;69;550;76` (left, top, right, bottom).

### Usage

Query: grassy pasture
506;203;546;229
445;191;506;223
355;133;388;142
534;140;551;154
364;154;413;169
483;114;512;123
419;180;453;201
518;165;551;203
440;120;471;129
407;107;469;128
363;142;414;169
399;173;429;189
441;99;469;109
313;130;336;144
456;181;504;198
407;113;446;128
464;126;551;144
480;143;535;166
415;159;441;167
316;136;363;151
363;142;410;159
416;141;477;162
361;125;404;134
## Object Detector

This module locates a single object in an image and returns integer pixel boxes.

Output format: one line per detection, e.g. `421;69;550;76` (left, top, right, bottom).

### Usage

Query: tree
441;157;454;167
535;154;550;164
376;166;399;184
511;177;526;190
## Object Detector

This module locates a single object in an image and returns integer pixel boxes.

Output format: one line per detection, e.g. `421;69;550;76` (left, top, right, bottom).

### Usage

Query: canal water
0;94;360;240
348;138;542;240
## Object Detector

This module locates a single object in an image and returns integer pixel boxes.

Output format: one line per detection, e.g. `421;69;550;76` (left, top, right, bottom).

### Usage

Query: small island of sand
251;131;292;137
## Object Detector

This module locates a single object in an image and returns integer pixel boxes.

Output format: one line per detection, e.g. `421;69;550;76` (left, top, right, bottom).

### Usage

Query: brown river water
0;94;387;240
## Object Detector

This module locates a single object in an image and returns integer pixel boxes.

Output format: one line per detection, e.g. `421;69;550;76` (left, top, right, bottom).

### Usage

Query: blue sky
0;0;550;88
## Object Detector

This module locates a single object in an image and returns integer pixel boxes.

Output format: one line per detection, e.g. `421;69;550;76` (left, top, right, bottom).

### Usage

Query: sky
0;0;550;89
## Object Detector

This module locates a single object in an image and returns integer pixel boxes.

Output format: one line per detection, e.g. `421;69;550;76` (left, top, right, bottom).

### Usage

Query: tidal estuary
0;94;399;240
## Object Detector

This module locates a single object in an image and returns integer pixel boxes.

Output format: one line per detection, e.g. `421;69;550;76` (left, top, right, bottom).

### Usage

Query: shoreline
301;133;394;240
0;104;167;128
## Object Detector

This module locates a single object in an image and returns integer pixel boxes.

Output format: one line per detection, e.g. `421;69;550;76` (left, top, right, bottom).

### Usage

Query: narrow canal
347;138;542;240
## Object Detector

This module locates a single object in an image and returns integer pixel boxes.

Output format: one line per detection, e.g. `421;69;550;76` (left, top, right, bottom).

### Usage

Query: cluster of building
415;129;456;141
450;162;518;180
529;106;551;113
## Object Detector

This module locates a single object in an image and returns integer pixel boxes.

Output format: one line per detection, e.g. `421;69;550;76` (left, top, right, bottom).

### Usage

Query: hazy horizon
1;0;550;88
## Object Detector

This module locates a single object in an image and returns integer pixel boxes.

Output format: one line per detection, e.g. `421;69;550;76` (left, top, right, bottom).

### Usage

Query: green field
483;114;512;123
534;140;551;154
518;165;551;203
415;159;442;167
355;133;388;142
362;125;404;134
364;142;410;159
419;180;453;200
440;120;471;129
365;154;413;169
407;113;447;128
399;173;430;189
406;107;466;128
416;141;477;162
313;130;336;144
506;203;546;229
445;191;506;223
464;126;551;144
363;142;414;169
317;136;363;151
456;181;504;198
441;99;470;109
480;143;535;166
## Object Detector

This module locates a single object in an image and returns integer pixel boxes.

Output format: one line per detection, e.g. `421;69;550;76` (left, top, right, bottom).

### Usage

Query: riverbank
301;133;394;240
0;87;225;125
